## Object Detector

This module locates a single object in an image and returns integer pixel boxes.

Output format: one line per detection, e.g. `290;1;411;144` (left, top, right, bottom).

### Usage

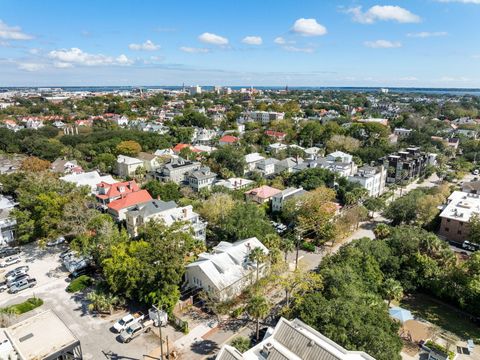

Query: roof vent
262;342;274;356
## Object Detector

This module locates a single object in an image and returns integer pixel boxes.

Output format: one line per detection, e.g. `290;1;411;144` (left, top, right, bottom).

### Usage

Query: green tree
116;140;142;156
248;247;268;283
383;278;403;306
246;295;270;341
230;337;251;353
142;181;181;202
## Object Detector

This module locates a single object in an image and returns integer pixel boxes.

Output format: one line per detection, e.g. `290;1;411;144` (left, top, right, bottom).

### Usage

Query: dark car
68;266;95;279
0;247;21;258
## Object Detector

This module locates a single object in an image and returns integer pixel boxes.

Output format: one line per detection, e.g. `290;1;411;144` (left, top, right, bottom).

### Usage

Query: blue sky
0;0;479;87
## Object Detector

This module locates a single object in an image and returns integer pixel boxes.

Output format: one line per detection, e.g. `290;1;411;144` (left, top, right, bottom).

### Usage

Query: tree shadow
190;339;220;355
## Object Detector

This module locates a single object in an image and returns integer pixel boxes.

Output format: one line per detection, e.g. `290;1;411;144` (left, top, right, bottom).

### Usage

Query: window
446;219;451;223
457;230;462;235
444;227;449;232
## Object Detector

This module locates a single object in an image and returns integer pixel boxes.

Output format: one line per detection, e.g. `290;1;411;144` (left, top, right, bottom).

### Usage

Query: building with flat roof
1;310;82;360
216;317;375;360
438;190;480;242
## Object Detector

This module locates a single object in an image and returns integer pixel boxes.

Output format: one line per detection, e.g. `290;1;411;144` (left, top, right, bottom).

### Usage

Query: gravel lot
0;244;159;360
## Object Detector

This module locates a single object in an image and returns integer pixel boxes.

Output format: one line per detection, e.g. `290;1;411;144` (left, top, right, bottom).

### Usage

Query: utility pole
152;304;165;359
295;229;302;270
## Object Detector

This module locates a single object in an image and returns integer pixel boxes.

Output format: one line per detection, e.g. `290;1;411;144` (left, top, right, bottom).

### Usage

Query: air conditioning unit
262;342;274;356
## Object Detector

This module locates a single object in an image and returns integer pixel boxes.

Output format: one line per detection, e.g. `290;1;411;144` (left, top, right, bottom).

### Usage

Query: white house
271;187;306;212
126;200;207;240
185;238;269;301
255;158;279;177
216;317;376;360
116;155;144;178
60;171;116;193
244;153;265;173
348;165;387;197
0;195;16;245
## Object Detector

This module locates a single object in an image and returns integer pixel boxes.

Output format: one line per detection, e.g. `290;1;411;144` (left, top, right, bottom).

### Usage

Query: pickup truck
113;312;145;333
8;278;36;294
119;319;153;343
0;256;21;268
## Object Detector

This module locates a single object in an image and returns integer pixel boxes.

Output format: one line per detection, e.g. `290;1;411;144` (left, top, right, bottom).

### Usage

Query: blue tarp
389;307;414;323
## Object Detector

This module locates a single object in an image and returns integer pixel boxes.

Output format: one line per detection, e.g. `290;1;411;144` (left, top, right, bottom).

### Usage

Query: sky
0;0;479;87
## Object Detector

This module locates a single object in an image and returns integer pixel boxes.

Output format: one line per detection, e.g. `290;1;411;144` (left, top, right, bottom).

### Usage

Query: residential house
60;171;116;193
50;158;83;175
245;185;282;204
255;158;279;177
214;178;254;191
0;195;16;245
348;165;387;197
304;147;321;160
216;317;376;360
246;111;285;123
275;157;304;174
137;152;162;172
153;157;201;184
393;128;412;139
272;187;306;212
438;191;480;242
95;180;140;207
187;167;217;192
116;155;144;178
265;130;286;142
126;200;207;240
382;147;434;183
244;153;265;173
267;143;288;154
185;237;269;301
218;135;239;146
358;118;388;126
455;129;478;139
107;189;153;221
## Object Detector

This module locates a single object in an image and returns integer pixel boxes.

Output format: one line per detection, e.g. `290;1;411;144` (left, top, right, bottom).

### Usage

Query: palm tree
248;247;267;283
383;278;404;306
246;295;270;341
280;238;295;262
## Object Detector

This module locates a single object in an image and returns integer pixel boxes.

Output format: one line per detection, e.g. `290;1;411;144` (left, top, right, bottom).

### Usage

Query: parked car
59;250;74;260
113;312;145;333
47;236;66;247
0;281;8;292
8;278;36;294
0;256;21;268
6;268;29;283
0;247;21;259
119;318;153;343
7;273;30;287
5;266;29;280
68;265;94;279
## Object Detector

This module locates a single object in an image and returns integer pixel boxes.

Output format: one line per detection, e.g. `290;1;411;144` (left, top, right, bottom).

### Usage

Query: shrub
231;306;245;319
66;275;93;293
0;297;43;315
301;241;316;252
231;336;251;353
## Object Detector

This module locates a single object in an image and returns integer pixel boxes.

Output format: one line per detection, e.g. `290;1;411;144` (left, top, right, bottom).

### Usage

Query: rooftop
107;189;153;212
245;185;282;199
439;190;480;222
4;310;80;360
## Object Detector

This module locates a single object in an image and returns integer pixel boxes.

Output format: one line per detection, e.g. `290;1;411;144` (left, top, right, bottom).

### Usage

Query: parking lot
0;244;160;360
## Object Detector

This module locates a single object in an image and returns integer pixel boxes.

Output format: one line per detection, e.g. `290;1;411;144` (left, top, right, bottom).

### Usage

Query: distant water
1;86;479;96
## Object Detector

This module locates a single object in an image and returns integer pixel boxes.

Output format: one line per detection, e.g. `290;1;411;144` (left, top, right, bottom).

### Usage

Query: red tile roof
172;143;201;153
265;130;286;138
107;190;153;212
219;135;239;143
96;180;140;200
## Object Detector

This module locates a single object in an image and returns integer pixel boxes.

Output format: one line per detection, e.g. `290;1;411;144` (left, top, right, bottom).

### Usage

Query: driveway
0;244;160;360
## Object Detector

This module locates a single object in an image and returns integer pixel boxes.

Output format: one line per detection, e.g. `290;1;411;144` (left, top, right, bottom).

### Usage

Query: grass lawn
0;297;43;315
401;293;480;342
66;275;92;293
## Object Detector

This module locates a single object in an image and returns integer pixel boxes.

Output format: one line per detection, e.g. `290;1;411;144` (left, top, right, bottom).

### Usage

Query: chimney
182;208;188;219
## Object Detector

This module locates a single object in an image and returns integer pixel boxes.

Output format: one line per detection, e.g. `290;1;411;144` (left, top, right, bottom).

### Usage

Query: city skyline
1;0;479;87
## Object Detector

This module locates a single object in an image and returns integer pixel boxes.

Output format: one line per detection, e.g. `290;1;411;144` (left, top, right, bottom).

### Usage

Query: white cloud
399;76;418;81
347;5;421;24
180;46;210;53
198;32;228;45
440;76;470;82
128;40;160;51
242;36;262;45
283;45;315;53
0;20;33;40
17;63;44;72
292;18;327;36
48;48;133;66
472;54;480;59
364;40;402;48
274;37;286;45
29;48;40;55
407;31;448;38
53;62;73;68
